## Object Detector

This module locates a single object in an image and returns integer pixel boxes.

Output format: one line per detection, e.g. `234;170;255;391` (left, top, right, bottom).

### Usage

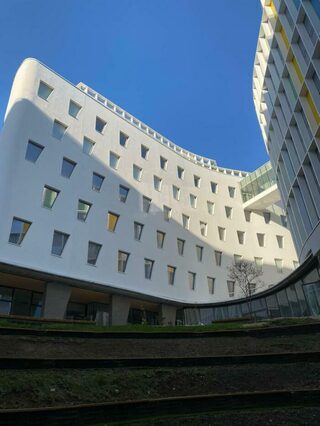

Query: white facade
253;0;320;262
0;58;298;307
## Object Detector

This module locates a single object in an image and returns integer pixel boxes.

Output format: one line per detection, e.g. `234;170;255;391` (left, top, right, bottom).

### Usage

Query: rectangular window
77;200;91;221
182;214;190;229
254;257;263;272
109;152;120;170
200;221;207;237
257;233;265;247
157;230;165;249
263;211;271;224
38;81;53;100
163;205;172;221
52;120;67;140
51;230;69;256
119;185;130;203
190;194;197;208
237;231;245;245
207;277;215;294
218;227;226;241
177;166;184;179
134;222;144;241
154;176;162;191
280;215;287;227
214;250;222;266
68;100;82;118
188;272;196;290
144;258;154;279
275;258;283;273
25;140;44;163
172;185;180;200
244;210;252;222
160;156;168;170
118;251;129;272
42;186;59;209
87;241;102;265
143;196;151;213
234;254;242;265
92;172;104;191
141;145;149;159
210;182;217;193
196;245;203;262
194;175;201;188
177;238;185;256
227;280;235;297
120;131;129;147
133;165;142;181
276;235;284;248
167;265;176;285
8;218;31;245
83;137;95;155
107;212;119;232
228;186;235;198
293;260;299;269
207;201;215;215
225;206;233;219
96;117;106;134
61;158;76;178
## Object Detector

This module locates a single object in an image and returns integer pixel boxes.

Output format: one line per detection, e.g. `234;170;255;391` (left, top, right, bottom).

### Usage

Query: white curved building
253;0;320;262
0;58;298;324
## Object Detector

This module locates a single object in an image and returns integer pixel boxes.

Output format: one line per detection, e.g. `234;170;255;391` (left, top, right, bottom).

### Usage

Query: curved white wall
0;58;298;304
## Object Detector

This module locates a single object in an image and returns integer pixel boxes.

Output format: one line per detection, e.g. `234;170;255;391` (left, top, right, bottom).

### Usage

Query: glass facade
240;162;277;203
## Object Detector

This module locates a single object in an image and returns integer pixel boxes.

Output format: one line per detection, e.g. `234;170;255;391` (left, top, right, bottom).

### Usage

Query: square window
8;217;31;245
244;210;252;222
52;120;67;140
87;241;102;265
107;212;119;232
109;152;120;170
218;227;226;241
160;156;168;170
133;165;142;181
188;271;196;291
120;131;129;147
51;230;69;256
172;185;180;201
144;258;154;279
68;100;82;118
257;233;265;247
119;185;130;203
177;166;184;179
207;277;215;294
194;175;201;188
200;221;207;237
96;117;106;133
234;254;242;265
118;251;130;272
177;238;185;255
42;186;59;209
25;140;44;163
143;196;151;213
83;137;95;155
275;258;283;273
182;214;190;229
154;176;162;191
263;211;271;224
77;200;91;221
196;245;203;262
225;206;233;219
167;265;176;285
163;205;172;221
237;231;245;245
210;182;217;193
92;172;104;191
276;235;284;249
227;280;235;297
141;145;149;159
61;158;76;178
228;186;235;198
214;250;222;266
38;81;53;100
254;257;263;272
190;194;197;208
134;222;144;241
157;230;165;249
207;201;215;215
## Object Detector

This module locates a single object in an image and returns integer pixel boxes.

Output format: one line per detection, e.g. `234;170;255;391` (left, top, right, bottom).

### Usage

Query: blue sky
0;0;266;171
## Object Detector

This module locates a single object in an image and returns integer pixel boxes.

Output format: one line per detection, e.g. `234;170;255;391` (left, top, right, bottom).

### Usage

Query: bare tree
228;260;263;321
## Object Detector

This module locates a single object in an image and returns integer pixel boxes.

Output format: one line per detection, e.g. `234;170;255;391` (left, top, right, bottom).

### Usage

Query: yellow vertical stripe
280;27;289;49
306;91;320;125
270;1;278;18
292;56;303;83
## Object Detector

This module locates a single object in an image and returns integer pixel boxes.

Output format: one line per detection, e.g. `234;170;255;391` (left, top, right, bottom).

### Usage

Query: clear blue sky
0;0;266;171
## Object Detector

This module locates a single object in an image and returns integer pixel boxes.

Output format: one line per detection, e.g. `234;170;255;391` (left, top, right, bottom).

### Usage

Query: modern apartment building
0;58;299;325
